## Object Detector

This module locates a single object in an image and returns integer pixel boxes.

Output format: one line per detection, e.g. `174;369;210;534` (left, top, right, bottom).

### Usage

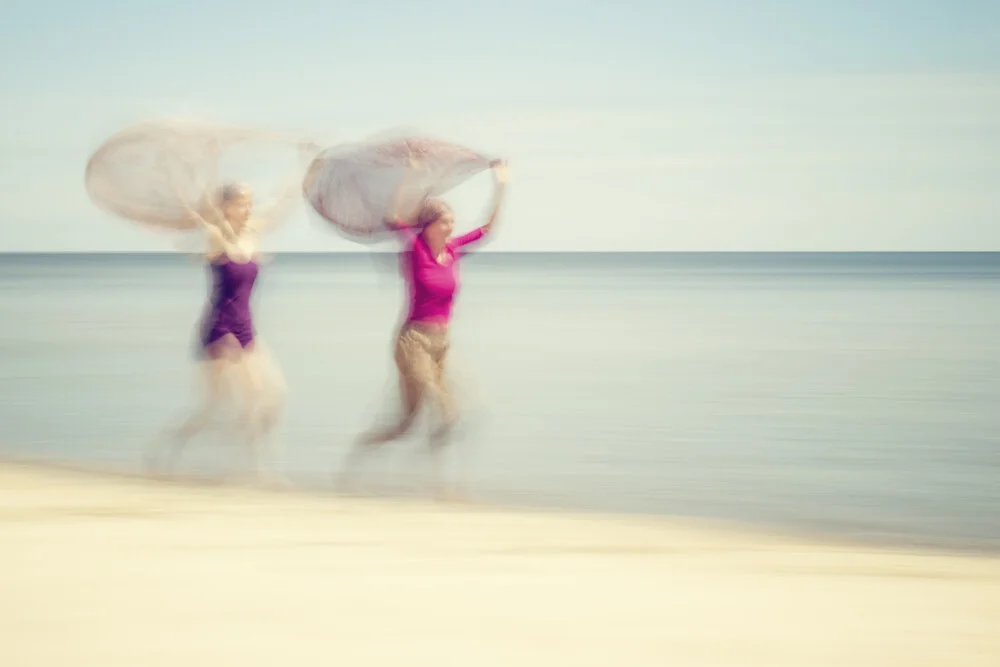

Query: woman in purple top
148;181;297;479
343;160;508;492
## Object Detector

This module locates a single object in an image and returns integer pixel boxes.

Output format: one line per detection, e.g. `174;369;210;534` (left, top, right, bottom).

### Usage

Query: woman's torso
207;257;259;326
402;237;462;328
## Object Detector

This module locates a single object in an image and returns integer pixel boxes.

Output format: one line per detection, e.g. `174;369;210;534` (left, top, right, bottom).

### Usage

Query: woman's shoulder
205;240;257;265
245;217;266;234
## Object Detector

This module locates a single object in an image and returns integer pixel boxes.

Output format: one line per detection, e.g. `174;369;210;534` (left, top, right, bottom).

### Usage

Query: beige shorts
394;323;456;421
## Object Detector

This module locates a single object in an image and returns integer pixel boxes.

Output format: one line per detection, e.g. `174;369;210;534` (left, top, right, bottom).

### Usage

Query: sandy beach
1;462;998;666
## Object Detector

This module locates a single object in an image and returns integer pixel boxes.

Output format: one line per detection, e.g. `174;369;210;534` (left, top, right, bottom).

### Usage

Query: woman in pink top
344;160;508;491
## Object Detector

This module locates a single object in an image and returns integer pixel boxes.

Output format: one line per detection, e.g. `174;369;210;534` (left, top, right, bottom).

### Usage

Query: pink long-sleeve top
387;221;487;325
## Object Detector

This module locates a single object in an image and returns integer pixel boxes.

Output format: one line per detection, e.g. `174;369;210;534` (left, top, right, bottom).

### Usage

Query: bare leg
338;328;431;491
146;355;230;476
240;343;288;486
356;374;422;446
429;354;459;448
426;347;461;500
338;370;422;492
258;350;289;487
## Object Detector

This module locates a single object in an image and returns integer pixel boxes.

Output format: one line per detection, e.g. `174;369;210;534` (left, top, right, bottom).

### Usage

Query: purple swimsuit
199;258;258;352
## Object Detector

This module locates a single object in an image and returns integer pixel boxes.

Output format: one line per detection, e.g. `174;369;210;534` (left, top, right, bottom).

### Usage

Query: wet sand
1;462;998;666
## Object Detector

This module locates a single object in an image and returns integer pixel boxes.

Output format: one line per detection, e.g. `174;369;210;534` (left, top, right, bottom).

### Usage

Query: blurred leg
147;339;235;474
426;336;460;498
339;329;430;489
238;342;288;485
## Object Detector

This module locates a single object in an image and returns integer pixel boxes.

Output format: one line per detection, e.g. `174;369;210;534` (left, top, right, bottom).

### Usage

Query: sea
1;251;998;551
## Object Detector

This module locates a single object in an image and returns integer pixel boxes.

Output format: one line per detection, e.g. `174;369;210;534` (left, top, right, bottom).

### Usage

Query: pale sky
1;0;998;252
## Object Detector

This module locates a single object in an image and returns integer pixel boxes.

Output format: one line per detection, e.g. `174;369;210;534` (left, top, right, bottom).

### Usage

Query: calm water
1;252;998;550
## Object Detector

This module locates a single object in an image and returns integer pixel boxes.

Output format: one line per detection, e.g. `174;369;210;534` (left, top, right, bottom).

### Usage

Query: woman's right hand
491;159;509;185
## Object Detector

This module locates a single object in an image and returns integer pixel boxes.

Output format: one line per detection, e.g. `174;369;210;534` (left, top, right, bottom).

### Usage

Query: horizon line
2;250;1000;256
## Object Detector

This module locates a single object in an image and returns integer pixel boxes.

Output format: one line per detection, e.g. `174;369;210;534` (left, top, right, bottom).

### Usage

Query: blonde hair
415;199;453;228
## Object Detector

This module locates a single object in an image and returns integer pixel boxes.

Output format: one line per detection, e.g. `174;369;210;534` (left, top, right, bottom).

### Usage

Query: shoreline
2;460;999;665
3;454;998;559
